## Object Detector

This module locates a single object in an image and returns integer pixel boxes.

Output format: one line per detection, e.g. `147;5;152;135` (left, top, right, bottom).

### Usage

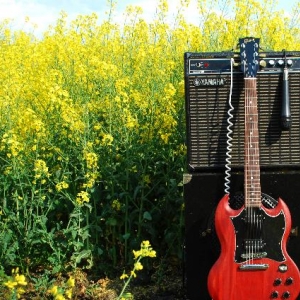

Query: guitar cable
224;58;235;195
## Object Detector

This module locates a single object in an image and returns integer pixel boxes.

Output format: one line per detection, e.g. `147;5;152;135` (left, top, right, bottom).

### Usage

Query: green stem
117;256;141;300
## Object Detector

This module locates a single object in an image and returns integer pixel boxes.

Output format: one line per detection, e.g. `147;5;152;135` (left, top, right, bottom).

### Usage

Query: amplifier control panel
186;52;300;74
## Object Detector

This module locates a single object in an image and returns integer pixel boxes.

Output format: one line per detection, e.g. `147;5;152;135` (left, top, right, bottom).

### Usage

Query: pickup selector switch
282;291;291;298
285;277;293;285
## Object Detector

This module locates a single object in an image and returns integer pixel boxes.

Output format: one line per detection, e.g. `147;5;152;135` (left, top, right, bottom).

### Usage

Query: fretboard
244;78;261;208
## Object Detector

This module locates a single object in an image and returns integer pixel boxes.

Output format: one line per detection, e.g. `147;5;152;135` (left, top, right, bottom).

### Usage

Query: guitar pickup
241;252;267;259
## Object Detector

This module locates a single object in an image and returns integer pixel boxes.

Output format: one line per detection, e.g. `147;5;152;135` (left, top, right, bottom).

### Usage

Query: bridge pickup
241;251;267;259
239;264;269;271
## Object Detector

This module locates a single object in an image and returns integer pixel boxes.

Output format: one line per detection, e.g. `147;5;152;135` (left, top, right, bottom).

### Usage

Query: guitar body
208;194;300;300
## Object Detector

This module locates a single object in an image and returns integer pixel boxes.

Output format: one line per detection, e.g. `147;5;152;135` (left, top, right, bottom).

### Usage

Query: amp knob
269;59;275;66
260;60;267;67
282;291;291;298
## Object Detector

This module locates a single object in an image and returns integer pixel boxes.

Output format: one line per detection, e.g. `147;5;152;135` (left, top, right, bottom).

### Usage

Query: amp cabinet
184;50;300;300
184;171;300;300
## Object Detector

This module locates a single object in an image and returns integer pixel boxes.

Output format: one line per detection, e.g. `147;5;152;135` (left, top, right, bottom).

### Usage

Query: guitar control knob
285;277;293;285
271;291;279;298
282;291;291;298
274;278;282;286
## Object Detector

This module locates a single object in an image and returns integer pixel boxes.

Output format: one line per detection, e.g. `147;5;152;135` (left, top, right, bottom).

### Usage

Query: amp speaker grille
186;72;300;170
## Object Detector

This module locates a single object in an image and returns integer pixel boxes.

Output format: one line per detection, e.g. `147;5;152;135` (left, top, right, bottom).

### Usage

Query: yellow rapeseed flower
101;133;113;146
14;274;27;286
134;261;143;271
120;273;129;280
65;288;72;299
76;191;90;205
112;199;121;211
55;181;69;192
17;286;26;297
66;276;75;287
130;270;136;278
132;249;142;259
55;294;66;300
49;285;58;296
3;280;18;289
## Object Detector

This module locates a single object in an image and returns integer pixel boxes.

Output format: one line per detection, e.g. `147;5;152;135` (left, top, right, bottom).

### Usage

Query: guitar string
250;83;254;264
253;80;259;262
246;79;257;264
248;80;260;263
249;81;254;264
247;82;253;264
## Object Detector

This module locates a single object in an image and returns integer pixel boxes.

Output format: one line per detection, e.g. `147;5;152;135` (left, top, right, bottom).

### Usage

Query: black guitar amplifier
184;51;300;171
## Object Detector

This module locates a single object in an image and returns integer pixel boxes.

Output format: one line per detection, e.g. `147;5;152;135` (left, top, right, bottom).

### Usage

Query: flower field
0;0;300;298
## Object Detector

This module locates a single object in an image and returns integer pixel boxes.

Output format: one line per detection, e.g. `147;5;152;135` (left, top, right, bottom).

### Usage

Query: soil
96;267;187;300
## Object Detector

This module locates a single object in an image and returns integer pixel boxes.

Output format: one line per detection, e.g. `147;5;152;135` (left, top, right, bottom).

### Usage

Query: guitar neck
244;78;261;208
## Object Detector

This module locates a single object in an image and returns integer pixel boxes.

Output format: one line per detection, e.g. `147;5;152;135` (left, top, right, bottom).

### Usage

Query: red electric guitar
207;38;300;300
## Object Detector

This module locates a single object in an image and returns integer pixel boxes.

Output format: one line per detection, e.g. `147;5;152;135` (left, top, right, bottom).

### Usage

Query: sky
0;0;298;36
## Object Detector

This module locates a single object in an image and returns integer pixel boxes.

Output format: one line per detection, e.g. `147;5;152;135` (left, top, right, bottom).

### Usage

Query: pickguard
231;207;285;263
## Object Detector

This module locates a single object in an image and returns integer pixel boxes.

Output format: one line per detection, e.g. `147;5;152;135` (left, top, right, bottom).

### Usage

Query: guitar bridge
239;264;269;271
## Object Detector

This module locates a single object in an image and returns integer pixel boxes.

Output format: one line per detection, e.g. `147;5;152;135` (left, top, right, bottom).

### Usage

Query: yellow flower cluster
101;133;114;146
118;241;156;299
3;268;27;299
48;276;75;300
34;159;50;180
0;0;296;175
112;199;122;211
120;241;156;280
133;240;156;259
84;151;98;169
1;132;23;158
76;190;90;205
82;149;99;189
55;181;69;192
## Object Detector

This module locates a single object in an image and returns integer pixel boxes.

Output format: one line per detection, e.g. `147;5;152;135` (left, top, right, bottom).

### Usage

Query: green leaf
122;233;130;240
106;217;117;226
143;211;152;221
72;249;92;264
97;247;104;256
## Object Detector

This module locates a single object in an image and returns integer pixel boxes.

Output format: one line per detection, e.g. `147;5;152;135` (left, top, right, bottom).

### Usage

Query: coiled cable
224;58;235;195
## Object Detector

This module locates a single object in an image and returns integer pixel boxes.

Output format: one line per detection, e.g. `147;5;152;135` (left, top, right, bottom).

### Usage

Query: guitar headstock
239;37;260;78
